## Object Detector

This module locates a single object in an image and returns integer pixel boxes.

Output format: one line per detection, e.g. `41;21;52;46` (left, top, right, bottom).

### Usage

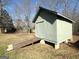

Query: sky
2;0;79;21
3;0;30;20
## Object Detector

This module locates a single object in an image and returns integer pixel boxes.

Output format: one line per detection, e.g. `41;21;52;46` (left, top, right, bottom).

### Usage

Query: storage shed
33;7;74;49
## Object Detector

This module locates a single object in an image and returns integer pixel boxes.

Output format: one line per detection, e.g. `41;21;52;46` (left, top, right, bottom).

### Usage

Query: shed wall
57;19;72;43
44;19;57;43
35;10;72;44
35;11;57;43
35;16;45;38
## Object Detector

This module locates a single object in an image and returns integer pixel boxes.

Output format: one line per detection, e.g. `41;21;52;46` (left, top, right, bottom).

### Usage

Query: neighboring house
73;22;79;34
33;7;74;49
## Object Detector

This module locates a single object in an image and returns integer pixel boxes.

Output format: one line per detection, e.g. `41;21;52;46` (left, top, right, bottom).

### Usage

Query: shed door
35;16;45;38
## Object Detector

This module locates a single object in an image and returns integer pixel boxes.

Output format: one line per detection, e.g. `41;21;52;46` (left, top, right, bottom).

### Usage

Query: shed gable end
36;10;57;24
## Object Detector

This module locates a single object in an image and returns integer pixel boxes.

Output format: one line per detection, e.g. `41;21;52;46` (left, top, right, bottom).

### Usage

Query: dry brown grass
0;33;79;59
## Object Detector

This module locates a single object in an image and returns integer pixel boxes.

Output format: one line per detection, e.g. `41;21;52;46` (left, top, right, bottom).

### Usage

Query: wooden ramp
7;38;40;51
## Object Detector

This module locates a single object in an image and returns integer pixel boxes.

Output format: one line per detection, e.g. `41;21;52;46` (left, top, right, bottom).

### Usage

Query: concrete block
55;43;60;49
65;39;68;43
7;44;13;51
40;40;45;44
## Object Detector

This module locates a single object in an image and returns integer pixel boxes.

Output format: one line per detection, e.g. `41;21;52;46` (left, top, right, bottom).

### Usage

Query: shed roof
32;7;75;23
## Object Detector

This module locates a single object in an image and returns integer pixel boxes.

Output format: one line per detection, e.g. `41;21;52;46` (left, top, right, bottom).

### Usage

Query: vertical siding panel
57;19;72;43
44;20;57;43
35;11;57;43
35;16;45;38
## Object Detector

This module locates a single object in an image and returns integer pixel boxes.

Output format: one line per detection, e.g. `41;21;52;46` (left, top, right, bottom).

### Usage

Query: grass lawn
0;33;79;59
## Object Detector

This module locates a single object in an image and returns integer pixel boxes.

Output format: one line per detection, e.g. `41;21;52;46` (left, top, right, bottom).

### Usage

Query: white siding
44;18;57;43
57;19;72;43
35;16;45;38
35;16;57;43
35;11;72;44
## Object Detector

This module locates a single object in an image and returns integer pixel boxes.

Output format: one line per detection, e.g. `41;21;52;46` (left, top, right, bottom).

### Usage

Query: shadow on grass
22;40;55;48
0;56;9;59
45;41;54;48
21;40;40;48
68;40;79;50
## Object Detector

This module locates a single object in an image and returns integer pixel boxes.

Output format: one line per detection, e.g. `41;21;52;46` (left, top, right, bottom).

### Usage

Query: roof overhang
32;6;75;23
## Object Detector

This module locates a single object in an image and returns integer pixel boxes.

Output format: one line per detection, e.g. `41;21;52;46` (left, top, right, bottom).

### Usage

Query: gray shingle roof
32;7;75;23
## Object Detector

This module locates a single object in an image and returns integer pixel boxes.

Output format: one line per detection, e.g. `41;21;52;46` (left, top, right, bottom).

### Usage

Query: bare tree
72;0;79;20
25;16;32;33
63;0;68;17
